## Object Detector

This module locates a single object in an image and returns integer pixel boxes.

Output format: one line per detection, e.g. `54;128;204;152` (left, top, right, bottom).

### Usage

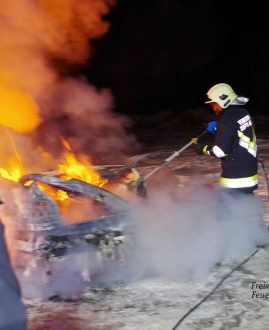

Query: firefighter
194;83;258;194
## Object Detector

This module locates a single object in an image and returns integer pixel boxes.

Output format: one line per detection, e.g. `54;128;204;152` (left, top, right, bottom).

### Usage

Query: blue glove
206;120;218;133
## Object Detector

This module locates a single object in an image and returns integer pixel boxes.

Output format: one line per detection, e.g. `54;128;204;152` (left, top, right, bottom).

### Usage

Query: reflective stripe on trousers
220;174;258;188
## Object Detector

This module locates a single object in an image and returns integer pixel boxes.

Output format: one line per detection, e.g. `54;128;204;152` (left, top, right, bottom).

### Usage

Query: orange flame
37;182;69;204
0;136;107;210
0;83;41;133
58;150;107;187
0;158;25;182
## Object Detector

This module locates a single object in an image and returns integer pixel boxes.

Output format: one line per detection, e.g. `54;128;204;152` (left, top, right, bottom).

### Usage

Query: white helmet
205;83;237;108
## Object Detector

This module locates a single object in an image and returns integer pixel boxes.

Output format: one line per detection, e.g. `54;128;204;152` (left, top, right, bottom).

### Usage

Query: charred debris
2;166;145;289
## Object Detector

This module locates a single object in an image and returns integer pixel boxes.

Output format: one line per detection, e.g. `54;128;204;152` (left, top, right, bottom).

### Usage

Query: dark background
85;0;269;116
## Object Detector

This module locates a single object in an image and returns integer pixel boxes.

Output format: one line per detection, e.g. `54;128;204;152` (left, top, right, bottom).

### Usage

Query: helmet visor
205;99;214;104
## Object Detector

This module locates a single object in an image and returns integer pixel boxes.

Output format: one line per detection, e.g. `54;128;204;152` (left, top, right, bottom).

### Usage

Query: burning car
16;172;129;254
0;158;143;299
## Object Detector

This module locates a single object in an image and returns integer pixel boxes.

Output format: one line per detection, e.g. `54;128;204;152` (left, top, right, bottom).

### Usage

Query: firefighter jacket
203;105;258;191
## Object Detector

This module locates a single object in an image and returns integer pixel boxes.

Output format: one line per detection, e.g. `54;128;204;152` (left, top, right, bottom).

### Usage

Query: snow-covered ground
26;112;269;330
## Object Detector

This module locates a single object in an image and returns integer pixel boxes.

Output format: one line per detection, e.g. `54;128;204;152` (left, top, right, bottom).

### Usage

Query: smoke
122;187;269;281
0;0;113;94
0;0;137;169
8;184;269;300
32;78;137;162
18;245;98;300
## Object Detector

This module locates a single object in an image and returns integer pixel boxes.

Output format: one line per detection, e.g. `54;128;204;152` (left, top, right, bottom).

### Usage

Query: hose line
171;246;265;330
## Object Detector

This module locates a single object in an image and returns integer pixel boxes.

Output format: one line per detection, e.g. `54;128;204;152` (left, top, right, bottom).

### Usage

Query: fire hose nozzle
136;178;148;198
191;137;198;144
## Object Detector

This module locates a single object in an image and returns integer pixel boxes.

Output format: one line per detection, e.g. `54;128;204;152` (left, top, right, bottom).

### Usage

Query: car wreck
0;166;143;298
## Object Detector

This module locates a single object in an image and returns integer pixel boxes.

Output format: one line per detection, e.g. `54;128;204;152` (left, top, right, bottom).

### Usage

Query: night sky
85;1;269;115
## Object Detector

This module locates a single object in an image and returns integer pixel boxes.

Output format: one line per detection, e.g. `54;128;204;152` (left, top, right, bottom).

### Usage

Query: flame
37;182;69;203
0;83;41;133
0;134;106;185
0;157;25;182
0;128;27;182
58;150;107;187
0;135;107;212
0;0;118;262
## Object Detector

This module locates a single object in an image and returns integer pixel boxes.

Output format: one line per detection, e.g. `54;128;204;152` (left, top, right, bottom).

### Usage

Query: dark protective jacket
203;105;258;191
0;223;27;330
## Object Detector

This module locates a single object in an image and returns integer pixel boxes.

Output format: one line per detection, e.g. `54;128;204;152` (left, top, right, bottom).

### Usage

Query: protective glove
206;120;218;134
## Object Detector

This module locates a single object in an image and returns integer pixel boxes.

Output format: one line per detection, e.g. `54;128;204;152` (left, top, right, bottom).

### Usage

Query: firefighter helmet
205;83;237;108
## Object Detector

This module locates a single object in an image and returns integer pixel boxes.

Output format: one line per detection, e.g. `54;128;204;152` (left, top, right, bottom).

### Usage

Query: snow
24;113;269;329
